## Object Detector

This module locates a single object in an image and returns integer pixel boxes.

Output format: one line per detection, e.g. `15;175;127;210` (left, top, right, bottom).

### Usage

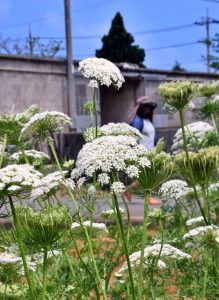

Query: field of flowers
0;58;219;299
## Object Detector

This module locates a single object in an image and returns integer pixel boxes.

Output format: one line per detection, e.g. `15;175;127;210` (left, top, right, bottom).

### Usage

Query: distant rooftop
0;54;218;79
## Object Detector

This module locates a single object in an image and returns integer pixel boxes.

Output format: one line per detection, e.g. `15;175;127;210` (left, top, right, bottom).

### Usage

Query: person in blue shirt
130;96;157;149
125;96;161;204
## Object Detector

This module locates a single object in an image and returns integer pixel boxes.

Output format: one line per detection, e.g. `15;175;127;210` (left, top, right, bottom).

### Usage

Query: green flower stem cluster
137;150;173;191
111;191;137;300
198;81;219;140
8;197;36;299
175;146;219;221
159;80;197;113
16;205;71;299
198;81;219;98
175;146;219;186
135;148;173;299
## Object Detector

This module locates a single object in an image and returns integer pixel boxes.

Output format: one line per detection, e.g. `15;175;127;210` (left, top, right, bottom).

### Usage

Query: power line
203;0;219;3
73;41;200;57
0;0;117;30
146;41;198;51
15;23;196;41
132;23;194;35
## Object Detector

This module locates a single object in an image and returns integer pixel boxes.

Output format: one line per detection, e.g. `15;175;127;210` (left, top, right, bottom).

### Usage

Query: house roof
0;54;218;80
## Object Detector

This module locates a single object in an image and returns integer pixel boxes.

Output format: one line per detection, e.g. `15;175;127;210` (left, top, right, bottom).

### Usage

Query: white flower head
72;135;154;188
100;207;125;219
0;164;42;196
159;179;192;201
20;111;72;140
100;122;142;141
31;171;70;199
117;244;190;275
172;121;214;154
97;173;110;185
10;150;50;163
111;181;125;195
71;221;108;232
78;57;125;89
183;225;219;240
186;216;205;227
125;165;140;179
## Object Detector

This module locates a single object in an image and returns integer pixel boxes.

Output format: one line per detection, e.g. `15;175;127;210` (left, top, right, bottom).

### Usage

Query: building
0;55;218;156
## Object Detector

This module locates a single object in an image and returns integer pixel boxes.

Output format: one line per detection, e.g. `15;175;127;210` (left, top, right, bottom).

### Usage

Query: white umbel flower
100;123;142;141
183;225;219;240
100;207;125;219
111;181;125;195
71;221;108;232
72;135;150;186
159;179;192;201
0;247;60;274
186;216;205;227
0;164;42;196
125;165;140;178
78;58;125;89
20;111;72;139
117;244;191;275
31;171;74;199
172;121;214;154
97;173;110;185
208;182;219;193
10;150;50;162
0;252;22;264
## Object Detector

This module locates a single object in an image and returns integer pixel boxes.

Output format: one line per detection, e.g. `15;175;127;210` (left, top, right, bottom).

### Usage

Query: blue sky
0;0;219;72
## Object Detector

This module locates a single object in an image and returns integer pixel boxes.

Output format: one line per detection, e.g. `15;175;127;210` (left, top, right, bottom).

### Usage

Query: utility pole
64;0;76;130
195;9;219;73
28;25;34;56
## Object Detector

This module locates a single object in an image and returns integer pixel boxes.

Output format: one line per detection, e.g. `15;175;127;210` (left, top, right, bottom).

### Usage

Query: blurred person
130;96;158;149
125;96;160;205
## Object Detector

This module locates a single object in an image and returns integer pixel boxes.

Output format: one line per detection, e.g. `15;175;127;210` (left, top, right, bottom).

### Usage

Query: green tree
172;60;186;72
96;12;145;67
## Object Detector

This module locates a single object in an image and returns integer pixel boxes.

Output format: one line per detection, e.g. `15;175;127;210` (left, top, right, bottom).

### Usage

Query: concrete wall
0;55;68;114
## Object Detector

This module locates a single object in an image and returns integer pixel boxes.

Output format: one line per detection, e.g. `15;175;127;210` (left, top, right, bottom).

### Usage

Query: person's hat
136;96;157;110
128;96;157;123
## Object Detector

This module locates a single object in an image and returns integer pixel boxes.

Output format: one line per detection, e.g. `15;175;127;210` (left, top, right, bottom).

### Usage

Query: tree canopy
96;12;145;67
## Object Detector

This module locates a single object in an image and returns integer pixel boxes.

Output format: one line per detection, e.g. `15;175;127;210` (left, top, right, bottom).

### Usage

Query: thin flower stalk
92;87;99;138
138;190;150;299
8;196;36;299
42;248;48;300
179;109;208;224
46;137;107;300
111;192;136;300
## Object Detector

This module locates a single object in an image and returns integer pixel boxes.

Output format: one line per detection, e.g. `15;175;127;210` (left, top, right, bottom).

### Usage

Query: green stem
47;137;106;300
211;112;219;139
8;196;35;299
179;109;209;225
112;193;136;300
92;88;98;138
121;194;131;242
138;190;150;300
67;239;100;299
0;133;7;168
42;248;48;300
202;262;208;300
19;145;30;164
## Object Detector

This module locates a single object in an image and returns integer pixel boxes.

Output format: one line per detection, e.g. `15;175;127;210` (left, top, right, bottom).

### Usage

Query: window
75;83;87;115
